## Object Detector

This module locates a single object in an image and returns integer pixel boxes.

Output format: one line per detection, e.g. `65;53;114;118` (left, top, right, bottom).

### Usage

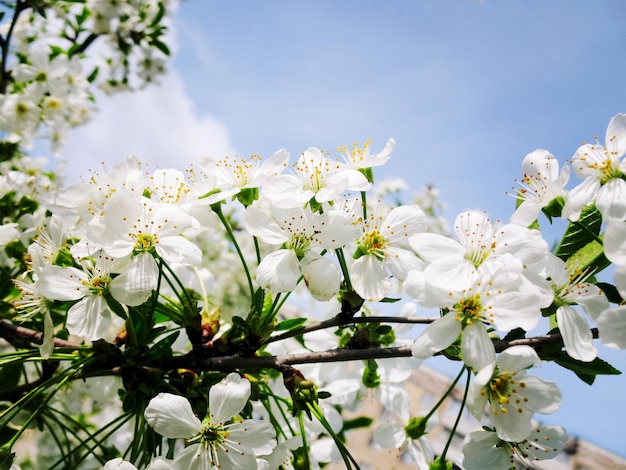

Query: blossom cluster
0;0;175;154
0;113;622;470
1;5;625;466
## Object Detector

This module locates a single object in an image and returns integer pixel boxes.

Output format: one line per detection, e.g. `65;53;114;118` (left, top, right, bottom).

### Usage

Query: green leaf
342;416;374;431
0;445;16;470
555;204;602;260
151;38;170;56
275;317;307;331
553;352;622;385
596;282;624;304
86;66;99;83
502;327;526;342
564;239;610;276
149;1;167;28
375;324;393;335
0;362;22;391
542;195;565;221
142;331;180;363
379;296;400;303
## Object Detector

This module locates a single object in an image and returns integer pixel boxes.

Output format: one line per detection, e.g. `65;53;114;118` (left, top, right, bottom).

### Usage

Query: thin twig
266;315;439;344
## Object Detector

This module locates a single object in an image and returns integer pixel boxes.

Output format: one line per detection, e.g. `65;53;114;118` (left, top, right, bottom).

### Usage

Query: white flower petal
411;313;461;360
103;458;139;470
597;306;626;349
556;305;597;362
109;252;158;306
66;296;111;340
462;430;510;470
256;249;300;292
144;393;202;439
596;178;626;221
209;373;251;424
37;266;87;301
227;420;276;456
351;254;390;302
372;422;406;450
461;323;496;371
156;236;202;266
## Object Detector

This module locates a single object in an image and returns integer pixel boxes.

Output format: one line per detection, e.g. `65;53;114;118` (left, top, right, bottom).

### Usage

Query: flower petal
411;313;461;360
209;373;251;424
556;305;597;362
144;393;202;439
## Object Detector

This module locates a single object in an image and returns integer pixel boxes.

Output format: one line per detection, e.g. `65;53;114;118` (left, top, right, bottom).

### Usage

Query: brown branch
0;319;82;349
175;328;583;372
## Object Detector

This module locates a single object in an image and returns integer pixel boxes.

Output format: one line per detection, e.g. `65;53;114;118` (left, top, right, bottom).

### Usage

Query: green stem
335;248;353;291
297;412;311;470
6;368;73;448
213;204;255;299
439;367;471;464
360;190;368;221
308;401;360;469
421;365;466;424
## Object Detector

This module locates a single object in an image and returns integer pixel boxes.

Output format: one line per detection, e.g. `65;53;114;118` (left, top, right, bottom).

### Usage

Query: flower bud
303;258;341;301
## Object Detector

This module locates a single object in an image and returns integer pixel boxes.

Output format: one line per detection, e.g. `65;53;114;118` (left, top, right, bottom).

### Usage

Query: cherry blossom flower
144;373;276;470
409;211;548;292
509;149;569;226
338;138;395;170
35;254;124;340
244;203;356;296
462;424;567;470
262;147;370;209
372;417;435;469
351;204;427;301
467;346;561;442
212;148;289;197
562;113;626;221
86;189;202;304
535;253;609;362
408;259;543;371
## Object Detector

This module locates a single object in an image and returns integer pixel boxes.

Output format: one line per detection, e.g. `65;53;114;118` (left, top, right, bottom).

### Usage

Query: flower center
355;229;389;260
134;232;158;252
86;275;110;295
453;293;485;326
287;232;313;258
200;425;229;448
482;369;528;415
216;154;261;187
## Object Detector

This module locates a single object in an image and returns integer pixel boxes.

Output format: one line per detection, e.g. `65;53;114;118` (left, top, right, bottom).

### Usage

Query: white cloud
57;70;236;183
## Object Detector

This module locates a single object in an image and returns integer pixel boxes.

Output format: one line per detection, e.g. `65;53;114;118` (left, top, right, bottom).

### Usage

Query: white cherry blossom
509;149;569;226
244;203;356;295
408;259;542;371
562;113;626;221
467;346;561;442
410;211;548;292
462;424;567;470
351;204;427;301
144;373;276;470
36;254;122;340
262;147;370;209
535;253;609;361
338;137;395;170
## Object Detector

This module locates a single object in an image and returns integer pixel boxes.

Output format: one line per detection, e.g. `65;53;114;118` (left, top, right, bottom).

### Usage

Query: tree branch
0;319;82;349
173;328;587;372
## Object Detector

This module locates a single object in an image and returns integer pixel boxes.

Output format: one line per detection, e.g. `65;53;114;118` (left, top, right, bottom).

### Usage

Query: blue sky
58;0;626;458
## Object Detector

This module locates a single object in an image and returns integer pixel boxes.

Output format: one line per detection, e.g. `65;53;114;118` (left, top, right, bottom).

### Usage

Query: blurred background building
327;367;626;470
